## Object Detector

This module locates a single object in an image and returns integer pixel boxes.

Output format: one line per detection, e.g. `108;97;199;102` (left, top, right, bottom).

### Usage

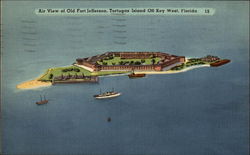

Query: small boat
36;95;48;105
107;117;111;122
94;88;121;99
128;69;146;78
210;59;231;67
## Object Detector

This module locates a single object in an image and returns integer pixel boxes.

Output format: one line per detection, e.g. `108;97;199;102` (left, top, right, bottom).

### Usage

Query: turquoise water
2;1;249;155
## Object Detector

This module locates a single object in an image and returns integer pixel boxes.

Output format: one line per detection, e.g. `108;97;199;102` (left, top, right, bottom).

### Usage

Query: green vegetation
171;58;209;71
39;66;92;81
49;74;53;79
39;65;130;81
62;68;80;72
97;56;161;65
38;57;212;82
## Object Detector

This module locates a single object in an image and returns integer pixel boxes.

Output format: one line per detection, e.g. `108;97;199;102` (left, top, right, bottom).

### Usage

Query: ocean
1;1;249;155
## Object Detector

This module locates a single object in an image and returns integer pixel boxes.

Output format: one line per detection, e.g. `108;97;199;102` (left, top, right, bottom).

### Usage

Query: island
16;52;230;89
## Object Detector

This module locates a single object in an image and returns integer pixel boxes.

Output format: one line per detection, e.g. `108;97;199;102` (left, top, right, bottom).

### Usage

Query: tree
119;61;124;65
135;61;141;65
49;74;53;79
141;59;145;63
62;69;67;72
73;68;80;72
151;59;156;64
112;62;116;65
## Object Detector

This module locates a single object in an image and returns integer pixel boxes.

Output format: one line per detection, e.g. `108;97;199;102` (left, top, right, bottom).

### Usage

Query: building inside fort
76;52;185;71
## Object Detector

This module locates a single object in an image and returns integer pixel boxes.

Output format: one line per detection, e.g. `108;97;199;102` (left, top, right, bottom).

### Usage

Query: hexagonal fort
76;52;185;72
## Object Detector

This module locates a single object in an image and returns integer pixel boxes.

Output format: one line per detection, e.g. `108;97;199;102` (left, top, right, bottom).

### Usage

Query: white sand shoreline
16;73;52;90
16;79;52;90
134;64;210;74
16;65;210;89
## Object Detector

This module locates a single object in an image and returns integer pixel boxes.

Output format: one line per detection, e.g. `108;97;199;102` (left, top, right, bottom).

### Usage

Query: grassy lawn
37;57;212;81
39;57;211;81
171;59;210;71
97;56;161;65
39;66;92;81
39;65;131;81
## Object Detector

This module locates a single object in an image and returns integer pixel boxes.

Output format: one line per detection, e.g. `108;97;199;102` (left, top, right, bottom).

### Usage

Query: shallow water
2;1;249;155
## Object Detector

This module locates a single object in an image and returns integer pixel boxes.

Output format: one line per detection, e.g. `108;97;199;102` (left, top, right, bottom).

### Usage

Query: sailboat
36;95;49;105
93;88;121;99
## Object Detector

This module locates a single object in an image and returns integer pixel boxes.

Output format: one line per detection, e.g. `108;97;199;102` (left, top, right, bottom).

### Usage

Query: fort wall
100;64;160;71
76;52;185;71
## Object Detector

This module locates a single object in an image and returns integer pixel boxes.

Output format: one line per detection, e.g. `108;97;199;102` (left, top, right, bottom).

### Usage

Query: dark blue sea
2;1;249;155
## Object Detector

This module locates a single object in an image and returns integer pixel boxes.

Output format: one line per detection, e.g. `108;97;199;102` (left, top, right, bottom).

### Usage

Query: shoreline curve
16;65;210;89
16;79;52;89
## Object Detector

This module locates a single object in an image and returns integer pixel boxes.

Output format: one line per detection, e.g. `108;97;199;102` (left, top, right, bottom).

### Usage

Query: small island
16;52;230;89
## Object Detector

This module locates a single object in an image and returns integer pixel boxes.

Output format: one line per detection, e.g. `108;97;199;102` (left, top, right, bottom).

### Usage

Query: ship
36;95;48;105
210;59;231;67
94;88;121;99
128;69;146;78
107;117;111;122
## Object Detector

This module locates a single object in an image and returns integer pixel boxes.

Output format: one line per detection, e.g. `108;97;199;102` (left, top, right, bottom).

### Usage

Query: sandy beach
17;67;78;89
16;68;53;89
16;78;52;89
134;64;210;74
16;65;209;89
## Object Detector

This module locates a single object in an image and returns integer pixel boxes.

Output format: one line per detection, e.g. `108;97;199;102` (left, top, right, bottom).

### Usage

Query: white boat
94;88;121;99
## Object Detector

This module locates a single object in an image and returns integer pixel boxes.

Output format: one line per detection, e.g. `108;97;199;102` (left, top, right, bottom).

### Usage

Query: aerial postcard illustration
1;1;249;155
